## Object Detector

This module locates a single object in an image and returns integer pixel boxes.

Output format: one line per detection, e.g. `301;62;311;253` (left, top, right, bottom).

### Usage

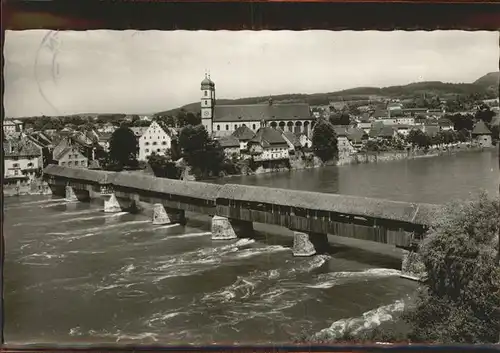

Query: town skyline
4;30;499;118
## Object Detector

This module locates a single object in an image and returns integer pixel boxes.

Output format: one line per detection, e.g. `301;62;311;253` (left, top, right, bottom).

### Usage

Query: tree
186;112;201;126
107;125;139;169
312;121;338;162
404;193;500;343
329;112;350;126
456;128;470;143
178;124;224;177
407;129;430;149
147;152;181;179
475;105;495;124
155;114;176;127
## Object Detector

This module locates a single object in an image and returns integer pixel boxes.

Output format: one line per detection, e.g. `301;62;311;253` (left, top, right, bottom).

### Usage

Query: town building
232;125;256;151
218;135;241;158
247;125;290;161
130;126;149;139
3;119;23;135
396;117;415;126
471;120;492;148
332;126;356;154
281;131;303;153
98;132;112;152
199;74;315;138
423;125;440;137
374;118;398;126
377;126;397;140
297;133;312;149
99;122;117;134
52;138;90;168
438;118;454;131
138;120;175;161
402;108;428;117
3;138;42;182
346;127;368;150
395;124;411;137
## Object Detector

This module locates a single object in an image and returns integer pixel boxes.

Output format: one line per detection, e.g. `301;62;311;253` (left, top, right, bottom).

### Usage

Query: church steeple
201;72;215;135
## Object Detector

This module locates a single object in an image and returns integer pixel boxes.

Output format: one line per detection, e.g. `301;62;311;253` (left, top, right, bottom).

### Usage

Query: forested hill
156;72;499;116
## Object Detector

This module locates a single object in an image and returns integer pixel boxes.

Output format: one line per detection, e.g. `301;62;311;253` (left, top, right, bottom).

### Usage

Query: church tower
200;72;215;135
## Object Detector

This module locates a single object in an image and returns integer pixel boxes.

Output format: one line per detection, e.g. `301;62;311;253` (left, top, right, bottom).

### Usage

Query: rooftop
218;135;240;148
472;120;492;135
214;103;311;123
249;126;288;148
232;125;256;141
282;131;302;147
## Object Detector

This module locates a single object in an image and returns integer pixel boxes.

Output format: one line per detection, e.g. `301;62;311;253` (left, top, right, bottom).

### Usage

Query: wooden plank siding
43;165;438;247
216;201;414;247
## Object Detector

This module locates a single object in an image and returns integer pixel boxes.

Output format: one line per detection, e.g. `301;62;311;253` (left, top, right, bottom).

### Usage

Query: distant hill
473;71;499;89
155;72;499;116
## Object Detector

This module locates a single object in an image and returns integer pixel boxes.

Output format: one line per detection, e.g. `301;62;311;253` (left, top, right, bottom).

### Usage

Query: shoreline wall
337;144;494;166
3;178;52;197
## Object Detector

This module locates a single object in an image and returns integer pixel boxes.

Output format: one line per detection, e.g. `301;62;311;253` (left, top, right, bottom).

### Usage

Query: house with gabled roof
297;133;312;149
52;137;89;168
438;118;454;131
377;125;397;140
232;125;256;150
217;135;241;158
346;127;368;149
281;131;303;153
3;119;23;135
471;120;492;148
247;125;290;161
4;138;42;182
98;132;112;152
423;125;440;137
138;119;176;161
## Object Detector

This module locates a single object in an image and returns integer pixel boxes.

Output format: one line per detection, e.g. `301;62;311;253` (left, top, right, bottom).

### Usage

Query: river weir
4;150;498;344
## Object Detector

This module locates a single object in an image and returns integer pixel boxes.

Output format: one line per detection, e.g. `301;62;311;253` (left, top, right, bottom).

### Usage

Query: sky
4;30;499;117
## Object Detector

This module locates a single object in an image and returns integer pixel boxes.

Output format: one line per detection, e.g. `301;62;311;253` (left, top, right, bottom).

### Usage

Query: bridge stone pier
43;165;440;281
292;231;329;257
152;203;186;225
211;216;254;240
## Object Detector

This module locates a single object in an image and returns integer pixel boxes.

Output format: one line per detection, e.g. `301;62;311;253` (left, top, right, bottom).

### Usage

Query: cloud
4;30;498;117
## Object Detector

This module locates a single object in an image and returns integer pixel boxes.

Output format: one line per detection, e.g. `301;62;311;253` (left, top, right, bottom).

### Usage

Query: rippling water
4;150;498;344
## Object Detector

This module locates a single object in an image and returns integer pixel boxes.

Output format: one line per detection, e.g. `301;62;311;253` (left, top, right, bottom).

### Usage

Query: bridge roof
43;165;114;184
111;172;222;200
218;184;440;226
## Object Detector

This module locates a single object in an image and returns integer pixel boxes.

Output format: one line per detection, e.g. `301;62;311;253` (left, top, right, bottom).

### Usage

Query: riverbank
216;143;496;181
3;179;52;197
338;143;496;166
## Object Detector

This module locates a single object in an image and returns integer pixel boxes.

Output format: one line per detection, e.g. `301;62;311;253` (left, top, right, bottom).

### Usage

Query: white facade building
138;120;173;161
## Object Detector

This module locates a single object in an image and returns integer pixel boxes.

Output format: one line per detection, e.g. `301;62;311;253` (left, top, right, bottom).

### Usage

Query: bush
404;192;500;344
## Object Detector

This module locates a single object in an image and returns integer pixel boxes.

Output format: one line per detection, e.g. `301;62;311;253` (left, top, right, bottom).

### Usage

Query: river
4;150;499;344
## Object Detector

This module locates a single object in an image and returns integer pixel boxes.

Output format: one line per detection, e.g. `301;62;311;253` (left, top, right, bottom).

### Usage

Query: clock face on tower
203;110;211;117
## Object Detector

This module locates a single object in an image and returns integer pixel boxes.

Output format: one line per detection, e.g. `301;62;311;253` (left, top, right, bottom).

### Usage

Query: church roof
213;103;311;123
472;120;492;135
201;75;215;88
232;125;256;141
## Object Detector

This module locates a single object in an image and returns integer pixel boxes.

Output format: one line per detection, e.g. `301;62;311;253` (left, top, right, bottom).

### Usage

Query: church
200;74;315;139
